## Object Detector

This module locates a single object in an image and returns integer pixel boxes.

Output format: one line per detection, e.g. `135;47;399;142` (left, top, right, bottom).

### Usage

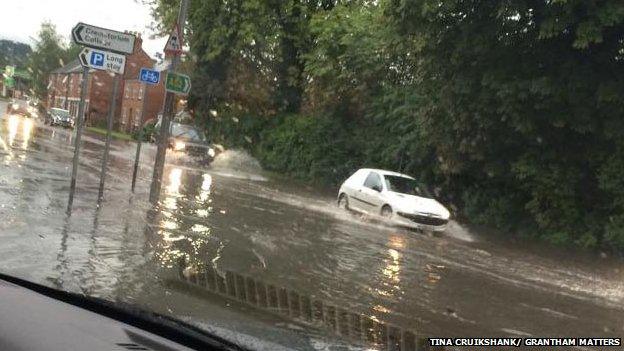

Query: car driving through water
153;117;218;163
338;168;451;232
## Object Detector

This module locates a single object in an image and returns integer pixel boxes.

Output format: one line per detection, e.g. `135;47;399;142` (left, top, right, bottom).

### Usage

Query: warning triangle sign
164;24;183;55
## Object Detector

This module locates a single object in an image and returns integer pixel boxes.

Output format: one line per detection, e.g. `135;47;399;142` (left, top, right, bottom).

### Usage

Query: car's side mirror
372;185;382;192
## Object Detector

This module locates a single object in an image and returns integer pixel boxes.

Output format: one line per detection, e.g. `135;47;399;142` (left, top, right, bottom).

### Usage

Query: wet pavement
1;101;624;350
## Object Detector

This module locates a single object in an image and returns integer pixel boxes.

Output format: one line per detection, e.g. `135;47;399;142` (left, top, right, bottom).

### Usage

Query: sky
0;0;168;58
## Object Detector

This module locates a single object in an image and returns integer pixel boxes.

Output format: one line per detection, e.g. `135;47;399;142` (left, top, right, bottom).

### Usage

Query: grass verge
86;127;134;141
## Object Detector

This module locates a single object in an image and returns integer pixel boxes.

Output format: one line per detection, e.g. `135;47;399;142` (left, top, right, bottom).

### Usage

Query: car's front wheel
381;205;393;219
338;194;349;210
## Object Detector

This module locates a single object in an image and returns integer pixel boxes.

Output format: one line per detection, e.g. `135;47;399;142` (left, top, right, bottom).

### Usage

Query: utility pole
97;75;120;202
64;74;70;110
67;66;90;214
149;0;189;204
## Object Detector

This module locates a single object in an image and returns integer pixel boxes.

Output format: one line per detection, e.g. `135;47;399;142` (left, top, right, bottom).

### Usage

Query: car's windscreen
171;123;205;142
384;175;432;198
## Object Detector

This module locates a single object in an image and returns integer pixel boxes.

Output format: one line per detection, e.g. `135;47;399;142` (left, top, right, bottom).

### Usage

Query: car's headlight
207;147;215;158
173;140;186;151
12;103;18;110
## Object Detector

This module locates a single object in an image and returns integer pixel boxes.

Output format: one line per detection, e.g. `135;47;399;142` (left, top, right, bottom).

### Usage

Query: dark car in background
45;108;74;128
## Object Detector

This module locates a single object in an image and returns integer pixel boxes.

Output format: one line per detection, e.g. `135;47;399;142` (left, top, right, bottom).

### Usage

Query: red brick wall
119;79;165;133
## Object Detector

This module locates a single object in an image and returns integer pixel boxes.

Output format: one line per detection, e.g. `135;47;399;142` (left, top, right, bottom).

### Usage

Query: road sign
139;68;160;85
164;24;183;55
72;22;135;55
79;48;126;75
165;72;191;94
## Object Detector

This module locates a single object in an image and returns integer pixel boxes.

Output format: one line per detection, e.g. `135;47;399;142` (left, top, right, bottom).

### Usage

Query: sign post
97;75;120;202
66;66;90;214
67;22;134;212
149;0;190;205
72;23;136;55
131;68;161;192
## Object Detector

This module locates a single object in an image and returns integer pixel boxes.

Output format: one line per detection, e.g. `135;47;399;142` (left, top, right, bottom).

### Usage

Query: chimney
133;32;143;53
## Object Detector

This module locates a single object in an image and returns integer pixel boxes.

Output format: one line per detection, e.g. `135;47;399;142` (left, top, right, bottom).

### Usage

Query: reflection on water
167;167;182;195
376;236;403;303
198;173;212;202
0;136;9;153
152;167;218;269
22;118;33;149
8;115;19;146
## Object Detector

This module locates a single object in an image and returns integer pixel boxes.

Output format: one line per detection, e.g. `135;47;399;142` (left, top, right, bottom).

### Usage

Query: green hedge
200;109;624;254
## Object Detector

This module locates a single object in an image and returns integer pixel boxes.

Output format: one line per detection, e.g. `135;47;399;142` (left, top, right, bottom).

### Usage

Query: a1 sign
139;68;160;85
79;48;126;75
165;72;191;95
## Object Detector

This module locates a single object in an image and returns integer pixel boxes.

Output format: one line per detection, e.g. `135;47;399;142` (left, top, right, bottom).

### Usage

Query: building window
138;86;143;100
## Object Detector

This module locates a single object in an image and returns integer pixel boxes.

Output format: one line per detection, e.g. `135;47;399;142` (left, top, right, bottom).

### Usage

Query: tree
150;0;360;114
0;40;32;69
387;0;624;249
27;22;68;100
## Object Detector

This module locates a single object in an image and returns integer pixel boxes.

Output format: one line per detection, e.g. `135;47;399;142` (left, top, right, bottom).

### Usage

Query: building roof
50;59;83;74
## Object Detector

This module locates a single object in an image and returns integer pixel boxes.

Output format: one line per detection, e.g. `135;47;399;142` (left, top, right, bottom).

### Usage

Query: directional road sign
79;48;126;75
165;72;191;95
164;24;183;55
139;68;161;85
72;22;135;55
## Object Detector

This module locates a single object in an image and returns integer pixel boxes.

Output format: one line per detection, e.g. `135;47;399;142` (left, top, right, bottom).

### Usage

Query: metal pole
67;66;90;214
131;82;149;192
97;75;120;202
64;74;70;110
149;0;189;204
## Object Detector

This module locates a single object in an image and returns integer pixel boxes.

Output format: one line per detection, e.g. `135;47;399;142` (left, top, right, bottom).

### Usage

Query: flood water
1;104;623;350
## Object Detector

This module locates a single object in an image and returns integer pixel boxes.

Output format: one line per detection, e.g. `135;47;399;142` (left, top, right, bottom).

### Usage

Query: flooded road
0;104;623;350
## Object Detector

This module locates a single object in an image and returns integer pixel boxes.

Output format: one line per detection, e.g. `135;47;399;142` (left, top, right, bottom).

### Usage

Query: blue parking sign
139;68;160;85
90;52;105;67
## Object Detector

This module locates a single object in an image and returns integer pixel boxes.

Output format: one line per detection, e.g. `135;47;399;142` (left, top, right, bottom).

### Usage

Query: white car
337;168;451;232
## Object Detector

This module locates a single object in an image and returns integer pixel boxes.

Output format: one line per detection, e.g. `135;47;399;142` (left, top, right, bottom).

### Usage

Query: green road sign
165;72;191;95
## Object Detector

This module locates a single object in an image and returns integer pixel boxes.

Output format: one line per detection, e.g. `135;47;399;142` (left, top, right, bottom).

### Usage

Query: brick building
119;77;165;133
47;34;165;132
